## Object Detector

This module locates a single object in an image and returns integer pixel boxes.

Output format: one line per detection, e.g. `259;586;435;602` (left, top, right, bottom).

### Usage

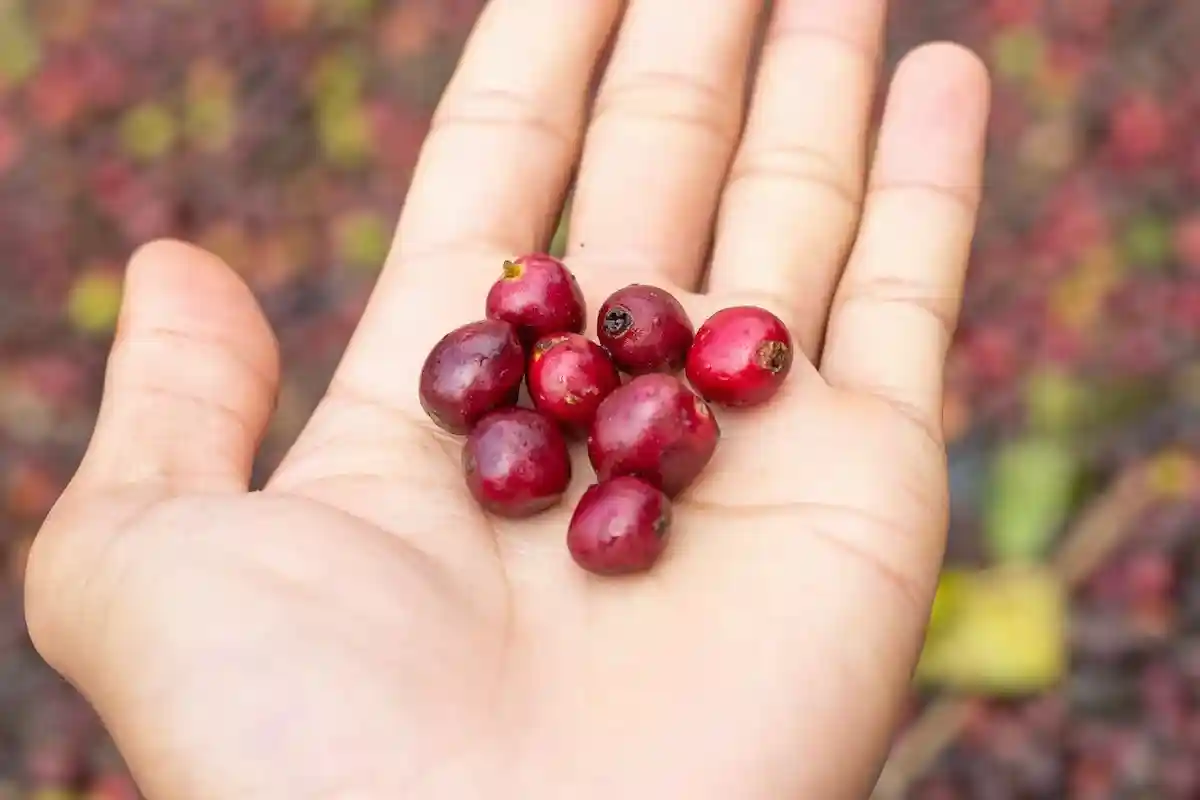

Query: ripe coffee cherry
485;253;586;345
596;285;694;374
463;409;571;517
527;333;621;430
588;373;719;498
568;477;673;576
419;320;524;434
686;306;793;407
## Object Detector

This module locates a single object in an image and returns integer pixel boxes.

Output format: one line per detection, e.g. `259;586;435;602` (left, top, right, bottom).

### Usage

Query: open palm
25;1;989;797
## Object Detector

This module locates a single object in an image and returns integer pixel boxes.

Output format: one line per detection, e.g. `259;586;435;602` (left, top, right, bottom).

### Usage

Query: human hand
25;1;989;797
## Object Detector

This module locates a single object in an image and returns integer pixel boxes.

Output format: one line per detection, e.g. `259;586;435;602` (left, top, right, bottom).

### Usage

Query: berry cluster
418;253;793;575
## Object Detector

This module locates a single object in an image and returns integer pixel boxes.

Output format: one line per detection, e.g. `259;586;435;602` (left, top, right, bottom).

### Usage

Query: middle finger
566;0;766;291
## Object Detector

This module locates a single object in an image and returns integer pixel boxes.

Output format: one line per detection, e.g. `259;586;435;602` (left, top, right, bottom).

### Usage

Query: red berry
588;373;719;497
462;409;571;517
597;285;694;374
960;325;1021;385
485;253;585;345
527;333;621;430
419;320;525;434
685;306;793;407
1108;92;1169;167
567;477;672;575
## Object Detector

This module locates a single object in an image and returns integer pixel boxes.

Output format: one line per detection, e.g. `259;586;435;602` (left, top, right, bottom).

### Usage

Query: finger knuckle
591;70;739;146
726;142;861;210
432;87;574;149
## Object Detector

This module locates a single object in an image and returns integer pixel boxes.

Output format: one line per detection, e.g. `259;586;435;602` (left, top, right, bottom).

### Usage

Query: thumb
25;239;279;672
74;238;280;494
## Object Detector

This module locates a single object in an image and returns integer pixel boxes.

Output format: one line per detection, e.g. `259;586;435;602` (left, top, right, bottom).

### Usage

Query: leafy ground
0;0;1198;797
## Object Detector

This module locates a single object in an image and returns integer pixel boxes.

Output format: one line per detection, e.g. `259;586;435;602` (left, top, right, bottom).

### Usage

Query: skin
25;1;990;798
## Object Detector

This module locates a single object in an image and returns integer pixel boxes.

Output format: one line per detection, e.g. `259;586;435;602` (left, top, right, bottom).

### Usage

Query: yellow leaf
119;102;178;162
927;569;970;636
916;565;1066;695
1145;450;1199;500
990;27;1044;84
66;267;123;335
334;208;391;271
316;98;371;167
0;0;41;89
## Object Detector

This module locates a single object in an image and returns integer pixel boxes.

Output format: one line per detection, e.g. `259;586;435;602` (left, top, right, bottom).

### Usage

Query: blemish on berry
532;334;569;361
603;306;634;338
757;340;790;373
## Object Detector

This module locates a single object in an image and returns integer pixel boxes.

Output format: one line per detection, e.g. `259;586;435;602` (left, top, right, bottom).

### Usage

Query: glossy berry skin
596;284;694;374
686;306;794;407
419;320;525;435
527;333;621;430
485;253;586;345
567;477;672;576
462;409;571;518
587;373;719;498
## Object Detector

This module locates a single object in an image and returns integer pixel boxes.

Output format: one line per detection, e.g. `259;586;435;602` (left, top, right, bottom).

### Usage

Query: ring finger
566;0;766;291
706;0;886;357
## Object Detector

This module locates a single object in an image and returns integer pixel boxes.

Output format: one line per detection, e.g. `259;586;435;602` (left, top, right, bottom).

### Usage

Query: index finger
390;0;624;268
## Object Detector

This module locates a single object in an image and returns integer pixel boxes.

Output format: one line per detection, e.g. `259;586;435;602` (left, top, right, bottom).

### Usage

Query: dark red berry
485;253;586;345
419;320;525;435
588;373;719;497
596;284;694;374
527;333;621;430
462;409;571;517
567;477;672;575
685;306;794;407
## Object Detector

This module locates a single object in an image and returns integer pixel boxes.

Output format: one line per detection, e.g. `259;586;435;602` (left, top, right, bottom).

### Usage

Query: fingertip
125;238;239;303
889;41;991;130
120;238;280;378
127;236;212;274
80;238;282;493
874;42;990;192
896;40;990;89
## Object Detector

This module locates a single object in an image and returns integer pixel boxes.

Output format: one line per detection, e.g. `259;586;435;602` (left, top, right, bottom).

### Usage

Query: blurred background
0;0;1198;797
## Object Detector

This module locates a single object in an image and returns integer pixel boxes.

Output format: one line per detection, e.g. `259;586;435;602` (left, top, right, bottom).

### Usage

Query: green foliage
983;436;1081;563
